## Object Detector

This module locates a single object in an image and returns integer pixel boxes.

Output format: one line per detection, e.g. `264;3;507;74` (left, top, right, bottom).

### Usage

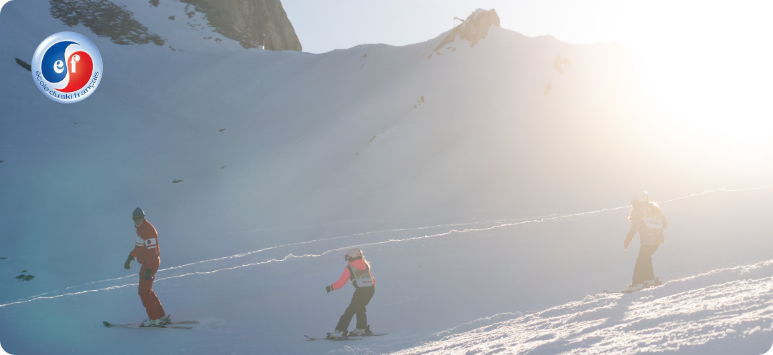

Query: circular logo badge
31;32;103;104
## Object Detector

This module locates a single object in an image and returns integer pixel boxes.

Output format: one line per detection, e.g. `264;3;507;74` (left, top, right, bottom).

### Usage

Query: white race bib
642;206;664;230
349;267;374;288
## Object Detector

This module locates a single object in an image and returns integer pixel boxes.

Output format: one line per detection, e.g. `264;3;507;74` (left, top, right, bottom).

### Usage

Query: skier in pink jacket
326;248;375;338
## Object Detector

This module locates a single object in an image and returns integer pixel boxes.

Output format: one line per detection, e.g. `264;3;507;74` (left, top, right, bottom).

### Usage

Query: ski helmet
132;207;145;219
632;191;649;204
345;248;363;261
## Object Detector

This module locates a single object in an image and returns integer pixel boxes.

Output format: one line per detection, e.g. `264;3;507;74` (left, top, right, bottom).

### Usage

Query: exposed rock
180;0;301;51
49;0;165;46
15;270;35;282
15;58;31;72
554;55;564;74
434;9;500;51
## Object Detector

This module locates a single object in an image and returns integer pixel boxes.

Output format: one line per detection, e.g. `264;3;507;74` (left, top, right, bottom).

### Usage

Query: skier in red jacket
123;207;169;327
326;248;376;339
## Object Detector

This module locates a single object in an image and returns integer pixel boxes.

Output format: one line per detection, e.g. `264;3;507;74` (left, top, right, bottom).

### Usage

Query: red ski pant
138;266;165;320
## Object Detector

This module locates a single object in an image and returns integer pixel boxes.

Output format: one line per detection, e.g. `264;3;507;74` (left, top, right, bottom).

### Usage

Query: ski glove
326;285;333;293
124;255;133;270
144;269;154;281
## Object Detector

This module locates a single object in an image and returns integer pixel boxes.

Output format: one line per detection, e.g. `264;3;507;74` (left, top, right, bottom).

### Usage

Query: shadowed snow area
2;0;773;354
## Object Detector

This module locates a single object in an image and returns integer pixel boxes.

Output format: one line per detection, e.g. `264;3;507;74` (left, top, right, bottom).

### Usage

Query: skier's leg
148;267;165;318
138;267;161;319
145;268;164;318
153;281;165;318
632;245;647;285
354;287;374;330
643;244;660;281
335;292;359;332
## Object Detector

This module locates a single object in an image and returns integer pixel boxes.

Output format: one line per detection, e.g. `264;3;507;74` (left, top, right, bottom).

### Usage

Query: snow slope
1;1;773;354
396;242;773;355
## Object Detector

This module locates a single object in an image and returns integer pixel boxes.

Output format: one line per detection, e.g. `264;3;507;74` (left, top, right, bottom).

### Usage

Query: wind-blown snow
2;0;773;354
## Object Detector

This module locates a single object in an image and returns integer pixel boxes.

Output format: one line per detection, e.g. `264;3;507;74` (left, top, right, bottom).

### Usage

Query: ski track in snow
391;269;773;354
1;185;770;310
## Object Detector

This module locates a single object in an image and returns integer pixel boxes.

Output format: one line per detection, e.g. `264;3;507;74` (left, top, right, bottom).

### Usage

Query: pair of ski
604;277;663;294
305;333;388;341
103;320;199;329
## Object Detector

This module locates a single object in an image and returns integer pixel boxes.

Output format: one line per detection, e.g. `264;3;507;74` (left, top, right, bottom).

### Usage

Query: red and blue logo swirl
31;32;103;103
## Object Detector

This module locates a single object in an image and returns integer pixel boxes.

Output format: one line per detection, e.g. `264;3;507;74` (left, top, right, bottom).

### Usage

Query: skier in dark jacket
624;192;668;291
123;207;170;327
326;248;375;339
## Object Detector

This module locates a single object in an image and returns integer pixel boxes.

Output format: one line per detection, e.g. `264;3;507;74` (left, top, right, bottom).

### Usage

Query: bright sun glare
503;0;773;169
613;1;773;166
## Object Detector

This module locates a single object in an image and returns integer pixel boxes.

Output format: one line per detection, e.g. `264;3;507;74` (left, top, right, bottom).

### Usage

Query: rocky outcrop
49;0;165;46
15;58;31;72
180;0;301;51
434;9;500;51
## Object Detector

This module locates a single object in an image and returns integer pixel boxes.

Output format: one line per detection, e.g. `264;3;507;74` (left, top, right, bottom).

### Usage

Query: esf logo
31;32;103;104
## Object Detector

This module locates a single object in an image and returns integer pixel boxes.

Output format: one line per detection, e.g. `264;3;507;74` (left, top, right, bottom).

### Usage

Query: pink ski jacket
332;259;375;290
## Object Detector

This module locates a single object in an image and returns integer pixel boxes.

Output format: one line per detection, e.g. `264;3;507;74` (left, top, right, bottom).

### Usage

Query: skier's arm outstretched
326;267;351;293
124;253;134;269
624;208;642;250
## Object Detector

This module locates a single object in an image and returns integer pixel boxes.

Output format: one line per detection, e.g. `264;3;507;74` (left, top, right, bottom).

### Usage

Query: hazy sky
281;0;773;163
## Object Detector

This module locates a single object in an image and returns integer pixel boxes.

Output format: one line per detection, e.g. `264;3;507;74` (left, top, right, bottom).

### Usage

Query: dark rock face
434;9;500;51
50;0;165;46
180;0;301;51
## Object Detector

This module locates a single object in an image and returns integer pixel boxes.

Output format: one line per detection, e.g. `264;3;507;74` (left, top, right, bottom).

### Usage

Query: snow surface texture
2;1;773;354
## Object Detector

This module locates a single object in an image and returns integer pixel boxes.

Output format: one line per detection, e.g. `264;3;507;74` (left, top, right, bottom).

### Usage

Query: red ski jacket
130;220;160;269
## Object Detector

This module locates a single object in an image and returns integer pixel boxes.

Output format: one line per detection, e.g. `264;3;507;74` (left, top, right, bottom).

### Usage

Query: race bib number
643;216;663;229
642;206;663;229
352;268;374;287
